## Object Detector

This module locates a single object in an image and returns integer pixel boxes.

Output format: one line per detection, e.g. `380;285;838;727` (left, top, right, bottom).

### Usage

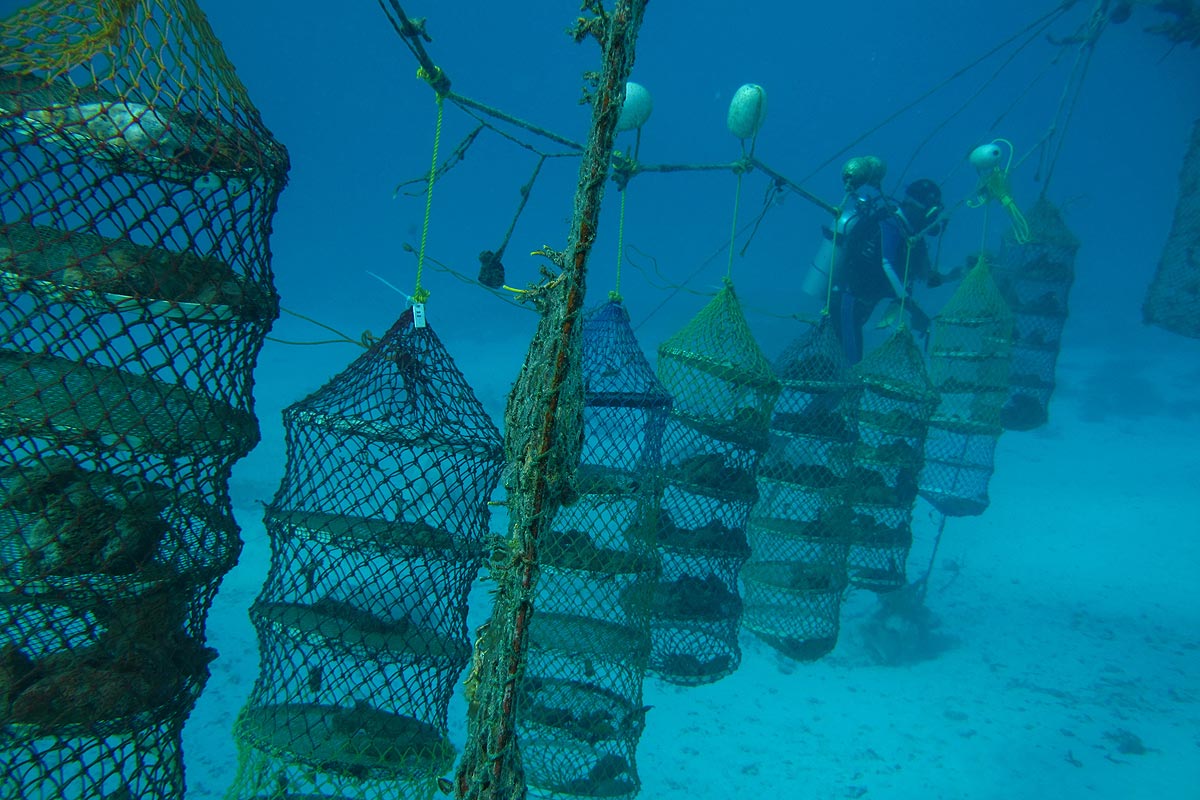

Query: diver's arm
880;219;933;334
927;264;965;288
880;256;906;299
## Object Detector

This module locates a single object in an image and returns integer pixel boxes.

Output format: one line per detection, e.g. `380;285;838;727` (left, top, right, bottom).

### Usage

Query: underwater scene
1;1;1198;798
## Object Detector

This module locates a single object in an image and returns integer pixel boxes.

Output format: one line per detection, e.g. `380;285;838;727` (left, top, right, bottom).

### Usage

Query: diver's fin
877;300;901;329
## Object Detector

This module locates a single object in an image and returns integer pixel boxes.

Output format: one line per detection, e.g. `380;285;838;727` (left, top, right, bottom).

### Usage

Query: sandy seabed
184;338;1200;800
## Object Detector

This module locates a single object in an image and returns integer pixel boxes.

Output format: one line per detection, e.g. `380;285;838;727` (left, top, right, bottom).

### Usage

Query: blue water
164;1;1200;798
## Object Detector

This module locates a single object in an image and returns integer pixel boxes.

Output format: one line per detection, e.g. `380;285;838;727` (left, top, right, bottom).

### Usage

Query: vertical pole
917;512;948;605
454;3;648;798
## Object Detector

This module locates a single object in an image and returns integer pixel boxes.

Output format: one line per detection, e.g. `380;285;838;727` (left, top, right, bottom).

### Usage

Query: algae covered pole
454;2;648;798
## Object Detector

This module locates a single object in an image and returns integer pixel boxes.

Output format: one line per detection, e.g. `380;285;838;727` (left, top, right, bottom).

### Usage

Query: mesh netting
1;2;286;797
518;299;667;799
919;259;1013;517
993;198;1078;431
650;281;779;684
741;318;859;662
1144;119;1200;339
227;309;504;800
844;328;938;592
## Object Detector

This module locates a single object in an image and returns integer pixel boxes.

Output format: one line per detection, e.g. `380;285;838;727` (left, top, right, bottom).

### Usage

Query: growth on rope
450;2;648;798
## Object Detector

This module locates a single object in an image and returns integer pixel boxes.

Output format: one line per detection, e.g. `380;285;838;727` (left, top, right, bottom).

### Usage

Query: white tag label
413;303;427;328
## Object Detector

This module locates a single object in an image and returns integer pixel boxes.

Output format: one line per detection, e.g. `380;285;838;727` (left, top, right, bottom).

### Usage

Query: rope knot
417;65;451;97
731;156;754;176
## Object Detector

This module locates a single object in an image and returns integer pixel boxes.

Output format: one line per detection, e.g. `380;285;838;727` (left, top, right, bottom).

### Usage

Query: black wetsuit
831;208;931;363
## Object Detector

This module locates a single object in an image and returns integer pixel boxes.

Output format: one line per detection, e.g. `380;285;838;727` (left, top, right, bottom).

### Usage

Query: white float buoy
969;141;1005;174
617;81;653;132
727;83;767;140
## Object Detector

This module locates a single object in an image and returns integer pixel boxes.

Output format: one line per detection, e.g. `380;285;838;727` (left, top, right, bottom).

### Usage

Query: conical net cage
919;259;1013;517
844;328;938;592
1144;119;1200;340
519;300;668;800
1;2;286;798
741;318;859;662
650;282;779;684
227;309;504;800
993;198;1078;431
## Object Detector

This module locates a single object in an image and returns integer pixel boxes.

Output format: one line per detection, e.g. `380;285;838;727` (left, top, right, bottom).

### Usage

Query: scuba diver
807;176;959;364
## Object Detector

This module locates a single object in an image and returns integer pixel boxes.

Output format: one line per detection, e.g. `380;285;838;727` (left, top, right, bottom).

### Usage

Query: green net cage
518;299;668;799
650;281;779;684
919;259;1013;517
844;328;938;593
741;318;859;662
993;198;1079;431
227;309;504;800
1144;118;1200;340
1;1;286;797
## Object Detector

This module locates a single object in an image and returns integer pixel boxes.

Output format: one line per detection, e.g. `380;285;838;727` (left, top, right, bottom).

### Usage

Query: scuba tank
802;156;889;298
802;200;865;297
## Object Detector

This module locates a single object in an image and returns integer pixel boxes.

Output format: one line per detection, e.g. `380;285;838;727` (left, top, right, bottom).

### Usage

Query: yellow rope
898;237;913;324
980;202;991;255
611;188;627;301
822;192;851;318
822;226;837;319
970;149;1032;245
726;170;745;279
983;168;1032;243
413;67;445;304
1002;195;1032;244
